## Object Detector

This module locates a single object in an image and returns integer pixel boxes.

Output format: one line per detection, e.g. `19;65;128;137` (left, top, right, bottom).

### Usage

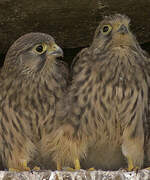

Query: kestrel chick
0;32;68;170
48;14;150;171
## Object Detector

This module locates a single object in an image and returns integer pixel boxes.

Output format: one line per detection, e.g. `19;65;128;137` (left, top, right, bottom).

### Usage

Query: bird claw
63;167;95;171
32;166;40;171
9;160;32;172
9;167;30;172
9;168;20;172
88;167;95;171
9;166;40;172
57;158;81;171
127;157;139;172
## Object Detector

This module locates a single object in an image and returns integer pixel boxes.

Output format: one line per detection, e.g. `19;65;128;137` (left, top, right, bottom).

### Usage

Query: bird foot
9;166;31;172
32;166;40;171
88;167;95;171
9;160;31;172
9;166;40;172
127;166;139;172
57;158;81;171
9;167;30;172
122;166;139;172
127;157;139;172
74;158;81;170
63;167;95;171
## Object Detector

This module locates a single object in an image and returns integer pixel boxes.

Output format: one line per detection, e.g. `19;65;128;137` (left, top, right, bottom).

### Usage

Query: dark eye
36;45;43;53
101;24;112;35
103;26;109;32
34;43;47;54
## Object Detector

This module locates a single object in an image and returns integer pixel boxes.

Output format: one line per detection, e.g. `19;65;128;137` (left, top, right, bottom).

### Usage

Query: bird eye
103;26;109;32
36;45;43;53
34;43;47;54
101;25;112;35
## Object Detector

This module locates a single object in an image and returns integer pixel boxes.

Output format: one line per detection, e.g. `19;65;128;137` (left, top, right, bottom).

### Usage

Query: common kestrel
0;32;68;170
44;14;150;171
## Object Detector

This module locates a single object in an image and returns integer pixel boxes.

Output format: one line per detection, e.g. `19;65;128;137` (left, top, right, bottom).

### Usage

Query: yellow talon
56;158;81;171
74;158;80;170
9;168;21;172
88;168;95;171
57;161;62;170
127;157;139;171
32;166;40;171
65;167;75;171
127;157;134;171
23;160;30;171
9;160;30;172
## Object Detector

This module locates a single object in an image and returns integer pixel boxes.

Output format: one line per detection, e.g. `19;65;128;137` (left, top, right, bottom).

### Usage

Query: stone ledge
0;169;150;180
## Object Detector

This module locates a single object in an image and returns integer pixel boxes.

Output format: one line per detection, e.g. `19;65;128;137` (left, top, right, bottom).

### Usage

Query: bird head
4;32;63;77
92;14;138;51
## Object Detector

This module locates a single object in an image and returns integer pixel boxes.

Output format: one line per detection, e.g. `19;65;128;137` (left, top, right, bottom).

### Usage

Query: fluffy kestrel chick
48;14;150;171
0;32;68;171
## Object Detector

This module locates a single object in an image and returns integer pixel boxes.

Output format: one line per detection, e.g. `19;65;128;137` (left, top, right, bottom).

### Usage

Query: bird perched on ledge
0;32;68;171
45;14;150;171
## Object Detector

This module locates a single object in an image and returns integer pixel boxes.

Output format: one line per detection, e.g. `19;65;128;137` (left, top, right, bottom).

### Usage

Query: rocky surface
0;169;150;180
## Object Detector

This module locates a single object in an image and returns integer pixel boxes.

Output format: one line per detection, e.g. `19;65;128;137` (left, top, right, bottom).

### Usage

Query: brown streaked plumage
144;60;150;168
44;14;150;170
0;32;68;170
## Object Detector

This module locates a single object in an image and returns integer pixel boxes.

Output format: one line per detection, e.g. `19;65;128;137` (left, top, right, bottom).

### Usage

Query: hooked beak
47;44;63;58
117;24;128;34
